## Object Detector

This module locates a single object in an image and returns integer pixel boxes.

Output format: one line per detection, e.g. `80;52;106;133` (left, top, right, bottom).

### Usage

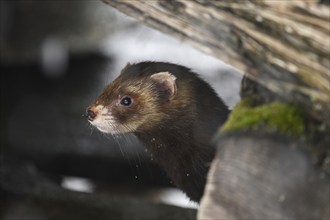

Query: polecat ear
150;72;177;100
120;62;132;73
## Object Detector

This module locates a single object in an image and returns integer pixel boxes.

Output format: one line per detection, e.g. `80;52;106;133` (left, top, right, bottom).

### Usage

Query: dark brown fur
88;62;230;202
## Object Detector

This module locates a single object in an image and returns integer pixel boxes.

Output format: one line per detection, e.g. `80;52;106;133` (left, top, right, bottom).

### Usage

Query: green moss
222;99;305;135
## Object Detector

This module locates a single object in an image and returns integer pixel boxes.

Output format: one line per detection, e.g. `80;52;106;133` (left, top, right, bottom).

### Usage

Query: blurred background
0;1;242;219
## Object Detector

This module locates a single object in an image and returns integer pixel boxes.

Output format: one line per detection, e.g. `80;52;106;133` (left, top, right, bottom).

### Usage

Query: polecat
86;62;229;202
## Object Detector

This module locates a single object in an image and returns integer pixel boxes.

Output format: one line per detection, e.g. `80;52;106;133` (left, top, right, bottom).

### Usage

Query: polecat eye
120;96;132;106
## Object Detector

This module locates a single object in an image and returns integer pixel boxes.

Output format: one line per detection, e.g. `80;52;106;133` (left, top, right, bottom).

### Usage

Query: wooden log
198;133;330;219
103;0;329;124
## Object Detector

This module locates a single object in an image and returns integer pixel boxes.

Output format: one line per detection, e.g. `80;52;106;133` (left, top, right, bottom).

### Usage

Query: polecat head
86;63;178;134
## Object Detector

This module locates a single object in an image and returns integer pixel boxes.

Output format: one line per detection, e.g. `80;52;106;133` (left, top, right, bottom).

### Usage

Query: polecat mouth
88;115;114;133
88;114;133;134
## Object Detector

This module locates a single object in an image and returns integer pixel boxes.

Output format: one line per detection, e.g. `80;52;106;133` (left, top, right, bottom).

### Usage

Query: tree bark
103;0;329;123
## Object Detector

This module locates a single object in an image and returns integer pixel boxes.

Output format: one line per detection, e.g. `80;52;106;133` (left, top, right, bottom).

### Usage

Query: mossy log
103;0;329;124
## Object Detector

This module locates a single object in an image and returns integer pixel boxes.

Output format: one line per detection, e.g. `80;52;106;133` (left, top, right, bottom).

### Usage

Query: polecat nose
86;109;97;121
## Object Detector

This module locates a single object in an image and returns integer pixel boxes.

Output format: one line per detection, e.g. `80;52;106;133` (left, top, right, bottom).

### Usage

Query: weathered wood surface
103;0;330;123
198;133;330;219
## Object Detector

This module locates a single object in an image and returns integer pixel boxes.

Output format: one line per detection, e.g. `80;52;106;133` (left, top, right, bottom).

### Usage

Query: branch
103;0;330;123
